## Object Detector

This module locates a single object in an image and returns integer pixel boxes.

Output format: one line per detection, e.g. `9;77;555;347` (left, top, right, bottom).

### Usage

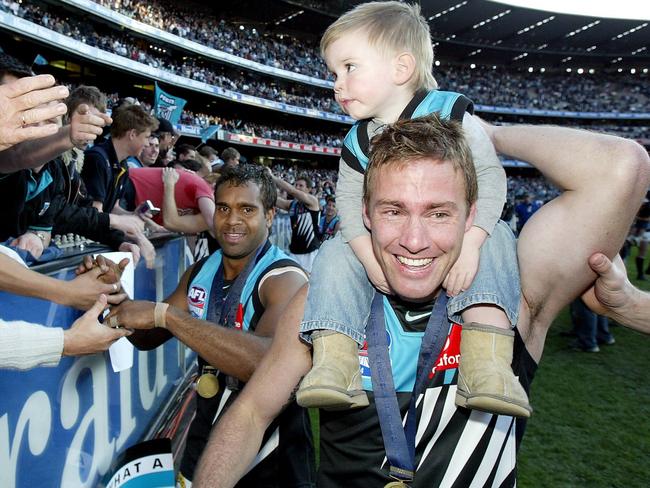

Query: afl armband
154;302;169;328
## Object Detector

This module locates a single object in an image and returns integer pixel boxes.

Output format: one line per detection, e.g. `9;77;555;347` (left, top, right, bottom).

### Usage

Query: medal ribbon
367;291;449;482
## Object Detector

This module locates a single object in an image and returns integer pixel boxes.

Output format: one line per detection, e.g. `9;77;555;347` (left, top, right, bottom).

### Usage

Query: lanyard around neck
367;291;449;483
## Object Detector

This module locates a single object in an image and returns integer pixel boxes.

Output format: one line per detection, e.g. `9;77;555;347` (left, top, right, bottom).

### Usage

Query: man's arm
193;285;312;487
271;174;320;211
484;122;650;360
108;265;307;380
275;195;291;211
0;253;126;310
0;295;130;370
582;252;650;334
161;169;212;234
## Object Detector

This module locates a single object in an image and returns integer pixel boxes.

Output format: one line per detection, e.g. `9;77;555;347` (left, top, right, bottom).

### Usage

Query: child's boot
455;322;532;418
297;331;369;410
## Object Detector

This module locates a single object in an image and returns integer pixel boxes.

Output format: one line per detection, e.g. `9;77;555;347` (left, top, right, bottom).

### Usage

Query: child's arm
445;113;506;296
337;159;391;293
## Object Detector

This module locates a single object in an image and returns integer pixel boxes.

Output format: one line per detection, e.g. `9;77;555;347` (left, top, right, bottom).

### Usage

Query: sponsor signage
0;238;195;488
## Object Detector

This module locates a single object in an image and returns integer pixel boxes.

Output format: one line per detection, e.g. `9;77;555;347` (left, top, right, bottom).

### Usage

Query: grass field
518;250;650;487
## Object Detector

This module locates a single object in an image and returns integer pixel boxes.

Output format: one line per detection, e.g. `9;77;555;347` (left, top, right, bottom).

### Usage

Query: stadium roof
266;0;650;71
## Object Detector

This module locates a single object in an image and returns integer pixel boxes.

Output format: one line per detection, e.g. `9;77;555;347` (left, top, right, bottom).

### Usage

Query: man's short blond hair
321;1;437;91
364;115;477;213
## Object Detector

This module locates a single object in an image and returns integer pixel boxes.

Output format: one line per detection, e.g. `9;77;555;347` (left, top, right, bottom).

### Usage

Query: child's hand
364;256;392;294
349;235;392;294
443;239;481;297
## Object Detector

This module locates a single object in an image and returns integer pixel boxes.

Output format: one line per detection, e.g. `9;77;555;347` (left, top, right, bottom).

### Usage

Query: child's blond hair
320;1;437;91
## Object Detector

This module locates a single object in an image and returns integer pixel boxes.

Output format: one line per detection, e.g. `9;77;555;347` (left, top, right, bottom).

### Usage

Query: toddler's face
324;30;399;121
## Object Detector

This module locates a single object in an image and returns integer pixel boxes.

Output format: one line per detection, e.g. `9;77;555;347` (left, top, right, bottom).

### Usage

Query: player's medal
384;482;408;488
196;366;219;398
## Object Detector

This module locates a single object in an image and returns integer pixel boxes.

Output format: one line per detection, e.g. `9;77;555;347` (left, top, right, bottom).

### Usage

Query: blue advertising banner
153;83;186;125
0;238;195;488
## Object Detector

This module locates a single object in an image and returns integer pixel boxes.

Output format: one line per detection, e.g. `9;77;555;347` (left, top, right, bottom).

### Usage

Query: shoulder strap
341;121;371;174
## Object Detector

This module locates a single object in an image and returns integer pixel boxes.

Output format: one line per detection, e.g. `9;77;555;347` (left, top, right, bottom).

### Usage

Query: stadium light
577;68;584;74
644;68;649;73
631;68;636;73
566;68;572;72
589;68;595;74
528;67;534;72
470;63;476;68
434;60;441;66
540;67;546;72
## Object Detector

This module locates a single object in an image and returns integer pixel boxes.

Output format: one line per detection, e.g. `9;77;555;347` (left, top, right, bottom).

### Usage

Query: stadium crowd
10;1;650;116
93;0;330;79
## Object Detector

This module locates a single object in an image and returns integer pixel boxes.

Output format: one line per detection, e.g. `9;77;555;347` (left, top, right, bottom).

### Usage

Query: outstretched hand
105;300;157;330
0;75;69;150
62;294;132;356
71;255;130;308
68;103;112;149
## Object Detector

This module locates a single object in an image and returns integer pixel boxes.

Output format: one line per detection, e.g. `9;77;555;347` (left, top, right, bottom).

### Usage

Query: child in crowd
296;1;531;418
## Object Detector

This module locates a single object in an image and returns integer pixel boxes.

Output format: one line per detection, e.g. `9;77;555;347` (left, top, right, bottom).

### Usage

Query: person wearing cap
153;117;178;167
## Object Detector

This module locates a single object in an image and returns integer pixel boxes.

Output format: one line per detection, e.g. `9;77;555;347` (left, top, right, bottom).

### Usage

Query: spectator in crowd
221;146;240;167
630;194;650;280
272;171;321;271
82;103;158;212
172;158;203;173
318;195;340;241
176;143;197;161
119;166;215;235
105;164;315;487
568;298;614;353
0;61;136;260
514;192;542;234
0;59;111;175
198;145;219;168
153;117;178;166
139;134;160;167
57;85;148;262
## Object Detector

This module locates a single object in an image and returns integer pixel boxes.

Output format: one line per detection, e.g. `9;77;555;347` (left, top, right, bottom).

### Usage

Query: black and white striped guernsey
318;296;536;487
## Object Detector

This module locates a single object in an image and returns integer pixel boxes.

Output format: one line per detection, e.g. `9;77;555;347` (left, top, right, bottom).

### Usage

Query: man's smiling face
363;158;475;302
214;181;273;260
